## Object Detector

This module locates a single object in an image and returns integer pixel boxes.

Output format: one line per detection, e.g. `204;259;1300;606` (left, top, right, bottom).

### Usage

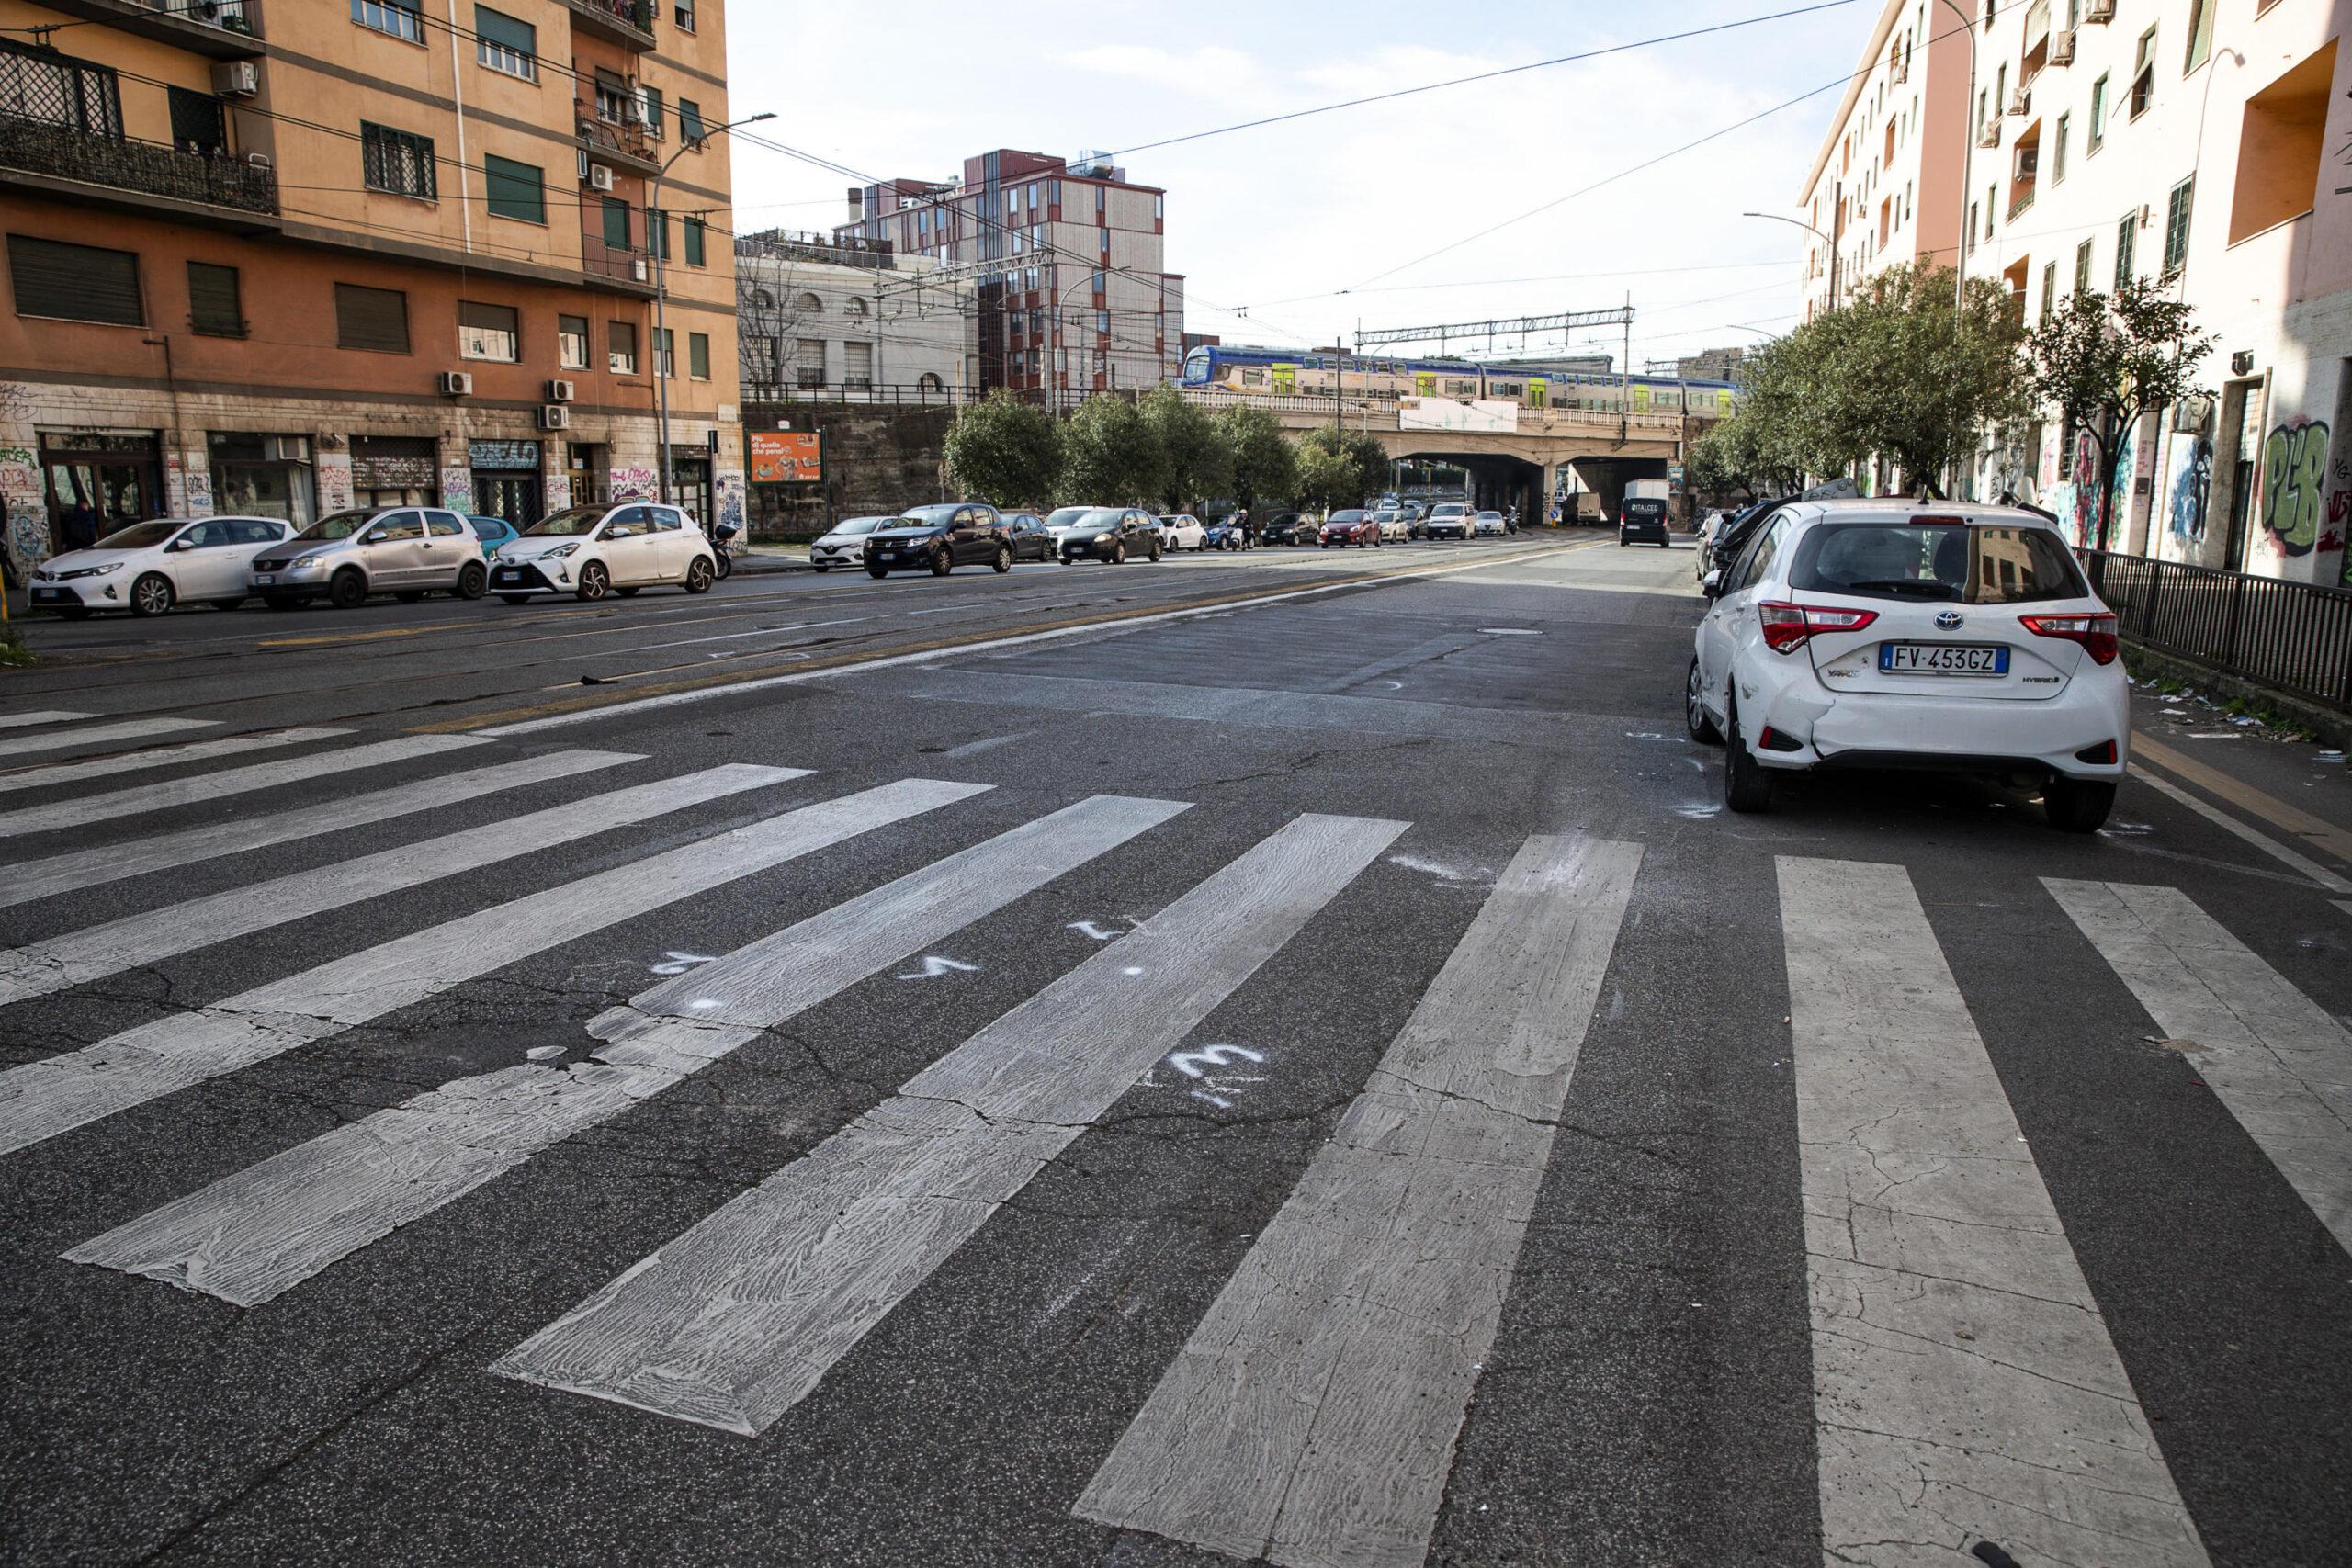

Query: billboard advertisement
749;431;822;484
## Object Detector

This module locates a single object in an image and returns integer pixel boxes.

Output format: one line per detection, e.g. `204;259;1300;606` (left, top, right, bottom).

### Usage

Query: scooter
711;518;741;581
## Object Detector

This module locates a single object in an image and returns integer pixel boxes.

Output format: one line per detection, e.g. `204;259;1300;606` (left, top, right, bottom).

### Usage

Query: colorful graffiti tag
2262;418;2330;556
2163;430;2212;547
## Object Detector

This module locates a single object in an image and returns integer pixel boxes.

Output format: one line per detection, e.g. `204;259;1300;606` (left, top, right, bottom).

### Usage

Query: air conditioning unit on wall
588;164;614;192
438;370;473;396
545;378;576;403
2006;88;2030;116
539;405;572;431
2049;28;2076;64
630;257;649;282
210;60;258;96
2084;0;2115;21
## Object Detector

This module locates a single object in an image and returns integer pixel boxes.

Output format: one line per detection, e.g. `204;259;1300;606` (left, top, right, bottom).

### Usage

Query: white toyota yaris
1688;501;2129;831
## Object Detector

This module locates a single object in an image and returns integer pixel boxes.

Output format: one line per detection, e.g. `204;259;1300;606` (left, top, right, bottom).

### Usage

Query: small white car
31;514;291;617
1689;501;2128;830
1473;511;1509;537
1425;502;1473;541
809;516;893;572
1159;513;1208;551
491;501;718;603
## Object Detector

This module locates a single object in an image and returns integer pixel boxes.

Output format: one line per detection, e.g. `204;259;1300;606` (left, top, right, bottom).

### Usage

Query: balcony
0;117;277;229
581;234;658;297
576;108;660;175
565;0;655;50
31;0;262;58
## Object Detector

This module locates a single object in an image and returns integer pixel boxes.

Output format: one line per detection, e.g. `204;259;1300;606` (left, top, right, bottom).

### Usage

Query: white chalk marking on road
70;795;1180;1306
894;954;978;980
0;728;350;797
0;733;492;840
1475;627;1541;636
0;749;641;910
1066;919;1120;941
939;731;1033;760
0;716;216;761
2128;764;2352;894
2048;878;2352;1255
648;951;720;976
0;764;798;1007
0;710;95;731
1164;1043;1263;1079
0;777;984;1159
1075;834;1639;1568
492;810;1405;1437
1780;856;2207;1568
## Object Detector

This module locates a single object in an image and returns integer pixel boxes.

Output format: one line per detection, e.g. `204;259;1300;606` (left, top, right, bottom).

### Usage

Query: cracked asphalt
4;533;2350;1566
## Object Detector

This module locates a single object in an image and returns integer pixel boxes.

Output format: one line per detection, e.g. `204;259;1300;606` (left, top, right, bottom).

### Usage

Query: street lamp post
652;111;775;505
1936;0;1978;316
1742;210;1837;313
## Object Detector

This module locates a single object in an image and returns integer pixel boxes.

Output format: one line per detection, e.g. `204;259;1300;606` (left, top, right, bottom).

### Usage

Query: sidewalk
2128;680;2352;886
731;547;810;575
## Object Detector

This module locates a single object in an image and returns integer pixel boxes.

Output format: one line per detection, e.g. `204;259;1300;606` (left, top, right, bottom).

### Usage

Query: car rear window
1788;523;2086;604
1623;499;1666;520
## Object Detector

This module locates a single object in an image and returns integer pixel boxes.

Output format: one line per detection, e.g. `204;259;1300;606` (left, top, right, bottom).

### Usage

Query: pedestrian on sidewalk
62;500;98;553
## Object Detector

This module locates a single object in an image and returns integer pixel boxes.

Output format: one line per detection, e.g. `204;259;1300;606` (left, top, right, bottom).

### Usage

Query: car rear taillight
1758;601;1881;654
2019;611;2120;665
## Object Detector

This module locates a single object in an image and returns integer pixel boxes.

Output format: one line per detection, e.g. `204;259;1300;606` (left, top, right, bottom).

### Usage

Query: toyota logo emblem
1935;611;1964;631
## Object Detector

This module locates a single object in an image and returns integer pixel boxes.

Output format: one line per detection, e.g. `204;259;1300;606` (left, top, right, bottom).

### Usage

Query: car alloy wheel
575;562;610;602
930;547;953;577
130;572;174;617
1685;657;1722;744
993;545;1012;573
1112;542;1127;565
685;556;715;593
1723;698;1773;814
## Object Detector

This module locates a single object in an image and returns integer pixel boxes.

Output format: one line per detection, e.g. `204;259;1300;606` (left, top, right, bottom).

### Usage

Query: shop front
40;431;162;552
208;434;317;525
349;434;440;508
668;443;713;526
469;439;544;526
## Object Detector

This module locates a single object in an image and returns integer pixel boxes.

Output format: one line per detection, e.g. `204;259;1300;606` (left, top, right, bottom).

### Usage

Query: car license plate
494;568;522;581
252;573;275;586
31;587;64;602
1880;642;2009;675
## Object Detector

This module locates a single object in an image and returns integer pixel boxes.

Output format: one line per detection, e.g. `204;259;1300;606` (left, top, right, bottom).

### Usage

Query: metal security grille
0;39;123;137
335;283;410;354
7;234;141;325
361;121;435;200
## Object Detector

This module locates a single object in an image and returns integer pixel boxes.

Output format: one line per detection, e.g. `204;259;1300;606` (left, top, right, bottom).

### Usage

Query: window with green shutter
688;331;709;379
7;235;141;325
683;216;705;266
187;261;243;337
2162;177;2194;276
678;97;705;142
601;195;631;249
483;154;543;224
473;5;536;79
637;83;662;139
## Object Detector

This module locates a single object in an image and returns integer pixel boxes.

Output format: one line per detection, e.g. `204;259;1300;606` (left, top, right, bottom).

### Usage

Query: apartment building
0;0;743;582
735;229;974;402
1961;0;2349;580
1795;0;1973;321
837;148;1185;400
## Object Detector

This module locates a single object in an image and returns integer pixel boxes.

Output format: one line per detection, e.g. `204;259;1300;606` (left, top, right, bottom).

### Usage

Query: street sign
1668;464;1686;487
749;431;822;484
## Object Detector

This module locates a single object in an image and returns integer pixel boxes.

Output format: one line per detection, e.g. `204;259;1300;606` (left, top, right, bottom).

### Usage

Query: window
2227;40;2335;243
1984;185;1996;240
2075;238;2094;295
1096;310;1110;333
795;291;822;314
2088;74;2108;150
795;338;825;387
1008;186;1022;215
1154;193;1164;220
637;83;662;139
2115;212;2136;288
2041;261;2057;323
600;195;630;249
653;326;673;377
2053;112;2069;184
678;96;704;143
846;296;868;318
2131;28;2156;118
594;69;628;124
1091;269;1105;296
7;235;140;325
2162;177;2194;276
0;41;125;137
607;320;637;374
843;342;872;388
459;300;519;361
361;121;435;199
187;261;243;337
167;85;226;155
473;6;536;80
334;282;409;353
687;332;710;381
351;0;423;42
745;334;775;384
675;0;695;28
482;154;543;224
683;216;705;266
2184;0;2212;73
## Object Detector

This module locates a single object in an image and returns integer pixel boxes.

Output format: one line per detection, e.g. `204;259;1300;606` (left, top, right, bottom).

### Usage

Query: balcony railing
581;234;653;290
576;110;659;172
564;0;655;48
34;0;261;56
0;116;276;217
2081;548;2352;712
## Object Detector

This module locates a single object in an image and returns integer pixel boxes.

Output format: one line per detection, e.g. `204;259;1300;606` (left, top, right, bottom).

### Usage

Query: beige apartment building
0;0;743;582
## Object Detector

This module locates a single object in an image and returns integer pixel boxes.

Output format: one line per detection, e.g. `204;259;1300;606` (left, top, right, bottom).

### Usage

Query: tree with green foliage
1057;393;1165;506
1300;423;1387;507
1139;386;1229;513
1291;442;1361;514
1215;404;1297;515
2026;276;2216;549
942;390;1062;506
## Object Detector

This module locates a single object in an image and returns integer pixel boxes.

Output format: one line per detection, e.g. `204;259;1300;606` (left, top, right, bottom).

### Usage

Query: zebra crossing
3;716;2346;1565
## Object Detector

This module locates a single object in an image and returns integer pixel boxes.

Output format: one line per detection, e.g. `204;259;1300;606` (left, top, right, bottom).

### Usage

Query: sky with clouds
724;0;1882;371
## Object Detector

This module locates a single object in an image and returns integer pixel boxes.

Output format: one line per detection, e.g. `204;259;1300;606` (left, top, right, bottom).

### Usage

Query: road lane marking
492;811;1408;1436
2132;732;2352;868
68;795;1185;1305
0;710;95;730
2126;765;2352;894
0;716;216;760
0;764;801;1008
0;734;491;840
0;749;640;909
1780;856;2207;1568
1075;834;1640;1568
0;778;988;1159
2047;878;2352;1255
0;728;349;796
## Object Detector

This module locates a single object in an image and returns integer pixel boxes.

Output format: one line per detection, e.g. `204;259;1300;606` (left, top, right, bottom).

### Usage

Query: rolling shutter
186;261;243;336
6;234;141;324
335;282;410;353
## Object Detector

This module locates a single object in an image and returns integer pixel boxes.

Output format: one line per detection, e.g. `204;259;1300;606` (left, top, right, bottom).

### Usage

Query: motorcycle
710;518;741;581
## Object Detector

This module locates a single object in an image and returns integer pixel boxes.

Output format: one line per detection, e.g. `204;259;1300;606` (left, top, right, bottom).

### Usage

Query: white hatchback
808;516;895;571
491;501;718;603
1159;514;1208;551
31;514;291;617
1689;502;2128;830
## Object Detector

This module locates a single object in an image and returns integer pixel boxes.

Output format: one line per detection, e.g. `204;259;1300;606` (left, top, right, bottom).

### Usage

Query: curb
2123;638;2352;750
730;552;812;574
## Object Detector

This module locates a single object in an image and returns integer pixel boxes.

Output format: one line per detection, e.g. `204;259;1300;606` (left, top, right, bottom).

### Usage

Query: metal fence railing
0;117;277;216
2080;548;2352;711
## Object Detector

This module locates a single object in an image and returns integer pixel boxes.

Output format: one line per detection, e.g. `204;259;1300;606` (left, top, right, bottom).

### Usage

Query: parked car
1689;501;2126;830
1320;510;1382;547
250;506;488;610
1619;497;1671;547
1001;511;1055;562
1702;497;1784;587
1204;516;1253;550
1158;513;1209;551
32;514;291;618
1369;506;1405;540
489;501;717;602
468;515;522;557
1425;502;1472;542
1044;505;1102;547
861;502;1012;577
1398;501;1430;538
808;515;895;572
1058;507;1164;564
1259;511;1312;546
1474;510;1510;537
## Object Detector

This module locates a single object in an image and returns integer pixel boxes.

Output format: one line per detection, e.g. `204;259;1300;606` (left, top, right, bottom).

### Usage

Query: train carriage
1179;344;1737;421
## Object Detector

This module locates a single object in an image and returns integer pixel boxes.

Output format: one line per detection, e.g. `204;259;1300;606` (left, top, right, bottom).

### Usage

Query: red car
1318;509;1383;547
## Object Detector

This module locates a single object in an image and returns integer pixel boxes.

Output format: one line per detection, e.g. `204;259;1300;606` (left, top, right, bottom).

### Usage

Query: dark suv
862;503;1012;577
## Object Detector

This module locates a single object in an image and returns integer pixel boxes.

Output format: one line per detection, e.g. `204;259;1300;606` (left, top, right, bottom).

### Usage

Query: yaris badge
1934;611;1963;630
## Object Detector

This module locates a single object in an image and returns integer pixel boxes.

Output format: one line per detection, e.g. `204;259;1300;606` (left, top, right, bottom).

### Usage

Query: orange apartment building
0;0;742;581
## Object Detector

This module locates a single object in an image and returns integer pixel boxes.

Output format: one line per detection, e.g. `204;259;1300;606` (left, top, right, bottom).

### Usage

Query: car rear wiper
1846;579;1959;599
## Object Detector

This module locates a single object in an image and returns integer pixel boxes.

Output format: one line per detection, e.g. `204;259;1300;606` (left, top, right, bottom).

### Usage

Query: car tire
615;585;641;598
130;572;175;617
1148;539;1162;562
1618;536;1630;547
2043;778;2116;833
1686;658;1723;744
499;593;532;605
209;597;244;611
930;547;953;577
262;593;304;611
456;562;488;600
574;562;610;602
684;556;715;593
1723;699;1774;814
867;565;889;579
993;544;1012;573
712;550;732;581
328;569;368;611
1112;542;1128;566
395;591;424;603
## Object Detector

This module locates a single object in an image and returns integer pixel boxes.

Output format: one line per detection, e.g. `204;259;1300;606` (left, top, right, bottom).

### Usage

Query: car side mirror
167;536;194;551
1702;569;1724;599
608;525;636;539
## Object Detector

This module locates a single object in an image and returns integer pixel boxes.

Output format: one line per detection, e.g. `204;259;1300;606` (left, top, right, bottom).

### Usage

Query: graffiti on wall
0;443;43;579
182;459;213;519
610;465;656;500
315;451;354;513
546;470;571;513
715;469;746;536
2163;429;2212;546
2262;418;2330;556
2109;420;2142;549
438;466;471;511
2334;445;2352;587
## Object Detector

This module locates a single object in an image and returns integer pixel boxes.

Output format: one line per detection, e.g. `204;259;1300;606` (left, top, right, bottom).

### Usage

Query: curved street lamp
654;111;776;505
1743;210;1837;312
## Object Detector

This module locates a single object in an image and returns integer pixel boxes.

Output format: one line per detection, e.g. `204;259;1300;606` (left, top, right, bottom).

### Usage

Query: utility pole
1620;292;1631;447
653;111;774;504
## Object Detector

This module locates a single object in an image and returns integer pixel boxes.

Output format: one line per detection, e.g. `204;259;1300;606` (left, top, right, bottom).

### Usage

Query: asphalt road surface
4;532;2348;1568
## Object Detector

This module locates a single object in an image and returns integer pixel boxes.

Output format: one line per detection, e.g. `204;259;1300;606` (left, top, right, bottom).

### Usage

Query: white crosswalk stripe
0;728;350;797
0;749;642;909
1075;833;1641;1568
0;762;800;1009
0;733;491;840
0;716;217;761
0;709;96;730
0;777;987;1157
492;811;1408;1437
2048;878;2352;1255
68;794;1187;1305
1781;856;2208;1568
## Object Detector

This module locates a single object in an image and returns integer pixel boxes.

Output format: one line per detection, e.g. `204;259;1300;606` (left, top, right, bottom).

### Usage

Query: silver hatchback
249;505;489;610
